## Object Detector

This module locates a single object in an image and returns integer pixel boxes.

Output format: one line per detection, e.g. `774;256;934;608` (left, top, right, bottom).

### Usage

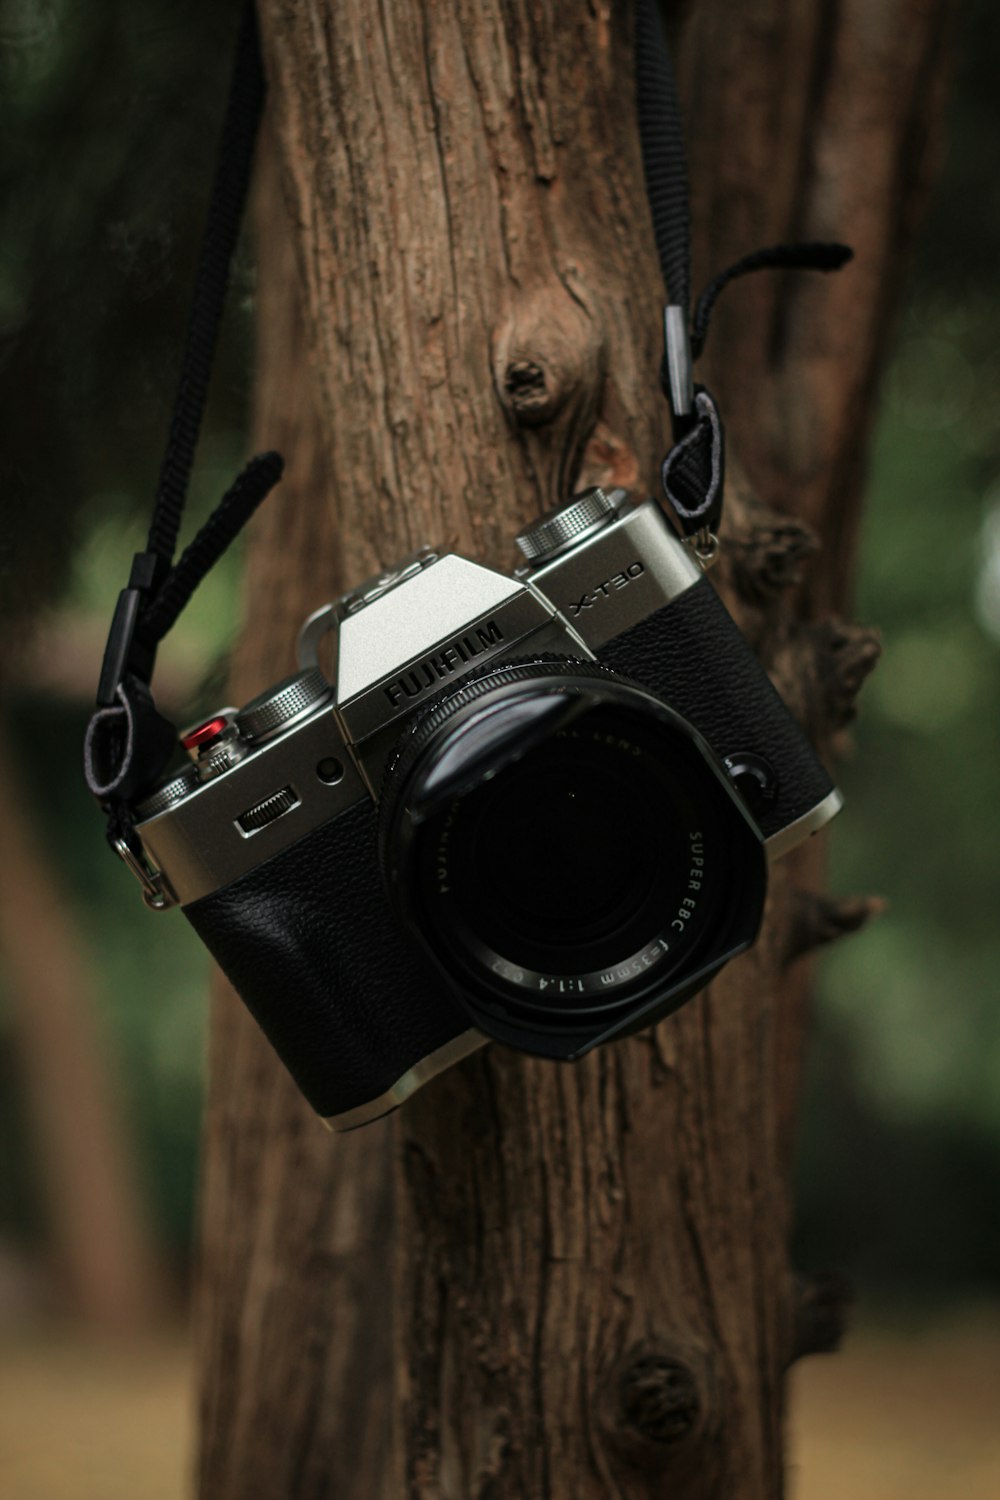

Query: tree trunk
195;1;951;1496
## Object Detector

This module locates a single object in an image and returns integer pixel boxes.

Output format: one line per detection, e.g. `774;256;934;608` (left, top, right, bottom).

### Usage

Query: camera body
132;488;840;1128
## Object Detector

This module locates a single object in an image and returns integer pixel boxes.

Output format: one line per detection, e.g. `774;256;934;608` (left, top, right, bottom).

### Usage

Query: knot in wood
503;358;554;425
492;282;606;458
619;1352;700;1445
731;515;820;604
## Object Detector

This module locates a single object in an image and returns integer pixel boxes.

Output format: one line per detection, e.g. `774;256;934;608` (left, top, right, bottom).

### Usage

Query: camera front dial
379;658;767;1057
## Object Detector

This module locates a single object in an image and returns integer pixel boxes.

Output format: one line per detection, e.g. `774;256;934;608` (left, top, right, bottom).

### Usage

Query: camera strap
84;4;282;860
634;0;852;562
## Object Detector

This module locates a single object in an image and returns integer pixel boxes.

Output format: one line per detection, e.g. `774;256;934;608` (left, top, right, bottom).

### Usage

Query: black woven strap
147;3;267;568
85;2;280;814
691;241;853;359
633;0;852;539
140;451;283;645
634;0;690;314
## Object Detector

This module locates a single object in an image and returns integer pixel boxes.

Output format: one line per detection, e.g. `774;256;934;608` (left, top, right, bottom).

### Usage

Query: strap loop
661;388;724;540
83;678;178;804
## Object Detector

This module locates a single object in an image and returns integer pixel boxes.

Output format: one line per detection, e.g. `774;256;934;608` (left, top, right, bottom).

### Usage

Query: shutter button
181;716;230;752
180;711;244;780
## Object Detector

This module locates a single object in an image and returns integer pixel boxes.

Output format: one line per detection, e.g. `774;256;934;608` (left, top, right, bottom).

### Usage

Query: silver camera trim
323;1029;487;1132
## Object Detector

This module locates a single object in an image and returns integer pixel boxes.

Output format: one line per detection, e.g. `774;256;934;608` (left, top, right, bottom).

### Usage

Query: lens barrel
379;657;766;1056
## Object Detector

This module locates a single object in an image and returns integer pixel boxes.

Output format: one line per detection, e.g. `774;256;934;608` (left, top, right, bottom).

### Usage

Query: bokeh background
1;1;998;1496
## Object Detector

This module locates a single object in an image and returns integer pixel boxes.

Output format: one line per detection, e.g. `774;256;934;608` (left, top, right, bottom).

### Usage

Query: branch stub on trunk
603;1340;719;1480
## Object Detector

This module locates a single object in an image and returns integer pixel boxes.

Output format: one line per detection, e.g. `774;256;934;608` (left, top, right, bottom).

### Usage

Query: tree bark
195;1;952;1496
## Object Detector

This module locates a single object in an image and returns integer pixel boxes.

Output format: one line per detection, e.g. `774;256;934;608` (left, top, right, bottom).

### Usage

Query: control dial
235;668;332;744
135;766;199;822
515;487;627;566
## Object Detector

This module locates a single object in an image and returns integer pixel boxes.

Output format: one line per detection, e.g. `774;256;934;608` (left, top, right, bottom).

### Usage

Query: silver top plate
523;495;701;650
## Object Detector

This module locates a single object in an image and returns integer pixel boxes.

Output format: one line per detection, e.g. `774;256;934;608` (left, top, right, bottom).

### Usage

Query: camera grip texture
598;575;834;841
185;799;469;1119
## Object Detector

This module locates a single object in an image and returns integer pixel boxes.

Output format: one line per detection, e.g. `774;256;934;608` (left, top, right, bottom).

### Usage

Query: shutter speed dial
235;669;332;744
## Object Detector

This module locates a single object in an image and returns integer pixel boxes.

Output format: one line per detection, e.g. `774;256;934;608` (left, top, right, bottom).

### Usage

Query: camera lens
442;713;702;973
380;659;766;1050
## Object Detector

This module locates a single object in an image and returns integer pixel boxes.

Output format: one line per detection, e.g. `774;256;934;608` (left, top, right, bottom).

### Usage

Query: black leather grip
598;575;834;841
185;798;468;1119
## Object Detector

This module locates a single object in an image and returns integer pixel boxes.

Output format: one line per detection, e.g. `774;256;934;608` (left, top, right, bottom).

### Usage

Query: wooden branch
618;1353;702;1447
770;618;881;743
784;890;887;968
789;1270;855;1363
727;500;820;609
814;619;884;731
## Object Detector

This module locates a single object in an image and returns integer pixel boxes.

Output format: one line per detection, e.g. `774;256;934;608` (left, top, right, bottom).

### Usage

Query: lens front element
432;706;721;996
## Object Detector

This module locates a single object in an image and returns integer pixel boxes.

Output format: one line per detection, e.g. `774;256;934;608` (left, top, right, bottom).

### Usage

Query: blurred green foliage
0;0;251;630
0;0;249;1273
793;0;1000;1298
1;0;998;1299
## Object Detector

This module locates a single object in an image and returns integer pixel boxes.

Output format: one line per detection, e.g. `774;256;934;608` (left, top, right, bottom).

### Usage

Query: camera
129;487;840;1129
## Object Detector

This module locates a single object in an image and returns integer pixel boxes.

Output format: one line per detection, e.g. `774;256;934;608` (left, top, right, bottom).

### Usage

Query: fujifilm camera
128;487;841;1129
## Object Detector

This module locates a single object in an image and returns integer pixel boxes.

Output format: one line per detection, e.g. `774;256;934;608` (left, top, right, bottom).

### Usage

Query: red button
181;716;229;752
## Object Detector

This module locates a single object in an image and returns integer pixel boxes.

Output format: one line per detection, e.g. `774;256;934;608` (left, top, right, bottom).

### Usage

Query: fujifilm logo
384;620;505;707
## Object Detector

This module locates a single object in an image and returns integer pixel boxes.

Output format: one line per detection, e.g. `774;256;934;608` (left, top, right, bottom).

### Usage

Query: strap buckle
663;305;694;425
96;551;165;707
111;829;176;911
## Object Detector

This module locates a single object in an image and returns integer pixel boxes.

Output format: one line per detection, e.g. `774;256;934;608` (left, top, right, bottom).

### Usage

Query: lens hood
380;656;767;1058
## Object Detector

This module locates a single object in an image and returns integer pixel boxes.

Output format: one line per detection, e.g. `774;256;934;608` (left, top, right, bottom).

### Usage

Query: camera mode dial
236;668;332;745
515;487;626;566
